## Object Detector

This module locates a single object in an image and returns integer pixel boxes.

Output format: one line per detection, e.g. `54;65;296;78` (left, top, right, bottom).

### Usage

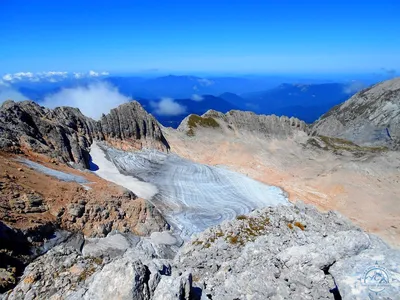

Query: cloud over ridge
150;98;187;116
41;82;129;120
0;80;28;104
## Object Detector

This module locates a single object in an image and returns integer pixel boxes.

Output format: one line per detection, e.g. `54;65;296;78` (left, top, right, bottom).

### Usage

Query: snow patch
89;142;158;200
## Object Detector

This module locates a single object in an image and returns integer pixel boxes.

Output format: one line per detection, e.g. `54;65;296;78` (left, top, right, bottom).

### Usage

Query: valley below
90;142;289;239
165;126;400;248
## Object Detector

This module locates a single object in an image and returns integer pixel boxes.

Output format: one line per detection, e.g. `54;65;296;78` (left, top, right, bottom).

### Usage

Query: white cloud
40;82;129;120
150;98;186;116
344;81;365;94
0;81;28;105
191;94;203;101
89;70;99;77
2;74;13;81
1;71;110;82
198;78;214;86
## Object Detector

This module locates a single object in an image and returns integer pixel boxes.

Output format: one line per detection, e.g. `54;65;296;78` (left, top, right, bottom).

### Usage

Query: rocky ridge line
0;100;170;169
312;77;400;149
177;109;308;138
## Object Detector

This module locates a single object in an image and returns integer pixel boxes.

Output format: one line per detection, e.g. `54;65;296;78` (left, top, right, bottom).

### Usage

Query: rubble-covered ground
3;203;399;300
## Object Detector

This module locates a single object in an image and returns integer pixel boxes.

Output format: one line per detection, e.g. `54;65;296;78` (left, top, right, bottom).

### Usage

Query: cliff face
312;77;400;148
0;100;169;168
99;101;170;153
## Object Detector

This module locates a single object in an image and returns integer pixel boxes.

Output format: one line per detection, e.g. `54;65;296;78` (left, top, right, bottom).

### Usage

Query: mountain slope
0;100;169;168
312;77;400;148
219;92;247;109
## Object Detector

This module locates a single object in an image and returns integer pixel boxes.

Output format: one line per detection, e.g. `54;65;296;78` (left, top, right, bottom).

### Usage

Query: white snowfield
89;142;158;199
89;142;290;239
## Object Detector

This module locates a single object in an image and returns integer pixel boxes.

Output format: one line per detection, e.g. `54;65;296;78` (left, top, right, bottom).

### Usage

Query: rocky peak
0;100;169;169
177;109;308;138
312;77;400;148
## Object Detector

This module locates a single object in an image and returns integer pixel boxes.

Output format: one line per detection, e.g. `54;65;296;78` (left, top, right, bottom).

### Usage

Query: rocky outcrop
169;203;400;299
177;109;308;138
0;100;169;169
5;204;400;299
312;77;400;148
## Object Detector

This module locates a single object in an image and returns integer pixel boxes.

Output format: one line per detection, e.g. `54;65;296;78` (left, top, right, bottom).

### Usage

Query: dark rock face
312;77;400;149
0;101;170;168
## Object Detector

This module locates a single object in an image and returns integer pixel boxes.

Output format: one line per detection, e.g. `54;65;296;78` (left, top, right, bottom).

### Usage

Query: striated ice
17;158;89;184
90;142;290;239
89;142;159;199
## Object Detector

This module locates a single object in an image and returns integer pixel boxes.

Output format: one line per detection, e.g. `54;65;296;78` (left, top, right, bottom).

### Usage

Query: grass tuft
186;114;220;136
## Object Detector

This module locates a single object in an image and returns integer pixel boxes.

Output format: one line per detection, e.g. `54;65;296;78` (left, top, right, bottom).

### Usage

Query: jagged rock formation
312;77;400;148
178;109;308;138
0;152;169;293
4;204;400;299
0;100;169;169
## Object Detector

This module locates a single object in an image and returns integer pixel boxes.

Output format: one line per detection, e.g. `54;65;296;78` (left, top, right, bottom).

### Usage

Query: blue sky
0;0;399;74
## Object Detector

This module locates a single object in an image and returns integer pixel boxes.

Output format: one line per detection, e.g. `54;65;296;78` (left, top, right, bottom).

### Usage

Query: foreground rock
312;77;400;149
0;100;169;169
3;204;399;299
0;152;168;292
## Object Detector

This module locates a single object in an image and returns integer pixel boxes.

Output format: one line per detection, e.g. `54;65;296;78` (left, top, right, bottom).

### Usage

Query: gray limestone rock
312;77;400;149
177;109;308;138
0;100;169;169
3;205;400;299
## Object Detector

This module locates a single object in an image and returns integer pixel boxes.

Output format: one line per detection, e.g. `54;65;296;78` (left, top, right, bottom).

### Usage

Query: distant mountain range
2;74;364;126
241;83;353;123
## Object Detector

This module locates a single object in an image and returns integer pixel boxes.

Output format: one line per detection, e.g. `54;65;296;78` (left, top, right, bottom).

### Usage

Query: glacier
89;142;290;239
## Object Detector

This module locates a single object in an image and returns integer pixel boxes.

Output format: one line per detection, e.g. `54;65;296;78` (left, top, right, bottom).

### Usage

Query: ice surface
17;159;89;184
90;142;290;239
89;142;158;199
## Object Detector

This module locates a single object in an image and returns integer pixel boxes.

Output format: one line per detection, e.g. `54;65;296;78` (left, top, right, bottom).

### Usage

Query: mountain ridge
312;77;400;149
0;100;169;169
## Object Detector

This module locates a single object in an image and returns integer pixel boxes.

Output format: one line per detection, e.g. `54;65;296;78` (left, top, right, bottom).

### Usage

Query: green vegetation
227;235;240;245
216;231;224;237
92;257;103;265
191;213;271;248
307;135;388;156
226;214;270;246
186;114;220;136
192;240;203;246
78;265;96;282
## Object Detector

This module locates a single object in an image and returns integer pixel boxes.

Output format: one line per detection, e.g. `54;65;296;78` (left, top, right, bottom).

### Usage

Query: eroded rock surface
178;109;308;138
0;100;169;169
312;77;400;148
4;204;399;299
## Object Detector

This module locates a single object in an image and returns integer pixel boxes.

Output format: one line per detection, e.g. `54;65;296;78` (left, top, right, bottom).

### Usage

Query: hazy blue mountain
105;75;338;99
7;74;361;124
242;83;356;123
219;92;247;109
